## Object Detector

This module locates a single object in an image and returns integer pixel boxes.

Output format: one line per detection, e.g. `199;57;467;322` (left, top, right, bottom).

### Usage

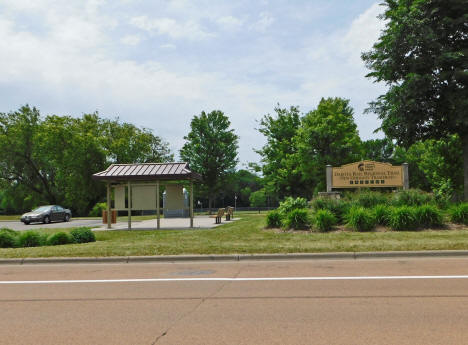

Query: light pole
234;194;237;211
197;200;202;213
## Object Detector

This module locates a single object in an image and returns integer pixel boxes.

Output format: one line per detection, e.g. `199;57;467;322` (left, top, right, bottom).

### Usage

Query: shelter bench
225;206;234;221
210;208;225;224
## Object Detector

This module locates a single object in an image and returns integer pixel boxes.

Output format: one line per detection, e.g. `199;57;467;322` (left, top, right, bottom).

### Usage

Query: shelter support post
190;181;194;228
403;163;409;190
106;183;111;229
326;165;332;192
128;181;132;230
156;180;160;229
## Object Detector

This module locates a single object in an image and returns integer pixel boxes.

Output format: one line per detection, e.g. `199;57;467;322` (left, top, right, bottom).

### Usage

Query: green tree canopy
180;110;239;211
255;105;304;200
295;98;362;195
362;0;468;199
0;105;173;215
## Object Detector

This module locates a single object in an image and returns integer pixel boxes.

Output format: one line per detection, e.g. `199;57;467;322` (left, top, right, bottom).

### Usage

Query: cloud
129;15;215;41
121;34;142;45
251;12;274;32
216;15;244;30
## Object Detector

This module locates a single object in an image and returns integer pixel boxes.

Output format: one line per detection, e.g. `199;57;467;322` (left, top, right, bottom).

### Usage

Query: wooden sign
331;161;403;188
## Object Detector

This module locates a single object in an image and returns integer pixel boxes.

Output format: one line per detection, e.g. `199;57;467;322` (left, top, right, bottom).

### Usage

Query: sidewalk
92;215;235;231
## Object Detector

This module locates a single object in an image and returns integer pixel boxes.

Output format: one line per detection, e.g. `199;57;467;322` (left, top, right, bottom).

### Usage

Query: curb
2;250;468;265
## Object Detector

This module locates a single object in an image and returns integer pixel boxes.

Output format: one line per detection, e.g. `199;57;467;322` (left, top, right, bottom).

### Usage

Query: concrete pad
92;215;238;231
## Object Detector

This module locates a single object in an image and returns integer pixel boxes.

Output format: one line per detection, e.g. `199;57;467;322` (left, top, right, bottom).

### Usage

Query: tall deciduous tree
256;105;304;200
294;98;362;194
362;0;468;199
180;110;239;211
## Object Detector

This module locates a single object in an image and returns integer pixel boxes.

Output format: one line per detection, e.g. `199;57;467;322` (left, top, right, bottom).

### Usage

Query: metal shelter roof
92;162;201;182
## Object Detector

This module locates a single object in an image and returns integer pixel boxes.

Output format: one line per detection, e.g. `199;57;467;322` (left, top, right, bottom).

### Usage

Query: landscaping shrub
391;189;433;207
89;202;107;217
70;227;96;243
266;210;283;228
18;231;42;247
353;191;389;208
313;209;336;232
0;229;17;248
415;205;444;228
283;209;310;230
278;197;308;216
449;203;468;225
388;206;418;230
346;206;376;232
48;232;72;246
373;204;391;226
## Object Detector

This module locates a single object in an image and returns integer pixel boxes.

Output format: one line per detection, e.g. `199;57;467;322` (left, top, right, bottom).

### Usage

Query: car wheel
23;221;30;225
64;214;70;222
43;215;50;224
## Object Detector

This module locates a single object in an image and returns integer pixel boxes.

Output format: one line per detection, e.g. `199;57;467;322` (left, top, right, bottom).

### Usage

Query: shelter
92;162;201;229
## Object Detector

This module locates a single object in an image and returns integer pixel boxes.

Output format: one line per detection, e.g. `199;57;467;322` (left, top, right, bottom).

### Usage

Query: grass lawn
1;213;468;258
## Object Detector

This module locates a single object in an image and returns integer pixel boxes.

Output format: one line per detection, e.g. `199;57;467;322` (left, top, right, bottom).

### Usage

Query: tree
362;0;468;199
180;110;239;212
0;105;173;215
256;105;304;200
294;98;362;195
361;138;396;162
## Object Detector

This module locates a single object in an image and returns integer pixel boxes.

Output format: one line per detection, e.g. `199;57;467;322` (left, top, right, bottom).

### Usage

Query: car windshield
32;206;51;213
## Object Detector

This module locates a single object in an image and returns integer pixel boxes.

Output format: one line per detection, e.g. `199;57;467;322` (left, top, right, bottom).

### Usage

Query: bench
225;206;234;221
209;208;225;224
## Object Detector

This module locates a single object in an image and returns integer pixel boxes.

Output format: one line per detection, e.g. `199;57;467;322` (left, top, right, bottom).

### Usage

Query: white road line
2;275;468;284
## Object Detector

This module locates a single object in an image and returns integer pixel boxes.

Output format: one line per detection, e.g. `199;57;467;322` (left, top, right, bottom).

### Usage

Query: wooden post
128;181;132;230
156;180;160;230
190;181;194;228
106;183;111;229
403;163;409;190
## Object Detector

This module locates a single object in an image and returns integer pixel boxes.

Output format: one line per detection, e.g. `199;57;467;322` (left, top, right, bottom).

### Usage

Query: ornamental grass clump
389;206;418;230
346;206;376;232
391;189;434;207
278;197;308;216
266;210;283;228
373;204;391;226
18;231;43;247
48;232;72;246
415;204;444;228
313;209;336;232
70;227;96;244
449;203;468;225
283;209;310;230
310;198;352;224
0;228;18;248
354;191;389;208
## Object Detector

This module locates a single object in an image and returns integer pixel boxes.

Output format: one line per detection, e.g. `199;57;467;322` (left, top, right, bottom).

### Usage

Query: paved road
0;219;103;230
1;257;468;344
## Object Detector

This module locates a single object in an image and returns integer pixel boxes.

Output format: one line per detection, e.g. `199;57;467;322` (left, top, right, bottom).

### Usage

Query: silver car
20;205;72;225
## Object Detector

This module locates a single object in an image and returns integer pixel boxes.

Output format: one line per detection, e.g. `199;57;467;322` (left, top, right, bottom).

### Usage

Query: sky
0;0;387;167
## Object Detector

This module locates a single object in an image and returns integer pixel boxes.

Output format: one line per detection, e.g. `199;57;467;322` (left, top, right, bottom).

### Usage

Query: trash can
102;210;117;224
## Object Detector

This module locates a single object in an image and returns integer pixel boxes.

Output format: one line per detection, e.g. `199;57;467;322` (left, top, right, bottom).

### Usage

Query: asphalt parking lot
0;219;103;231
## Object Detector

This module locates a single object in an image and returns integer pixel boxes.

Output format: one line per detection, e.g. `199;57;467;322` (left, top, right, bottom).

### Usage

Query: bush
389;206;418;230
415;205;444;228
18;231;42;247
313;209;336;232
391;189;434;207
70;227;96;243
373;204;391;226
266;210;283;228
278;197;308;216
48;232;72;246
0;229;17;248
353;191;389;208
283;209;310;230
89;202;107;217
346;206;376;232
449;203;468;225
310;198;352;224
